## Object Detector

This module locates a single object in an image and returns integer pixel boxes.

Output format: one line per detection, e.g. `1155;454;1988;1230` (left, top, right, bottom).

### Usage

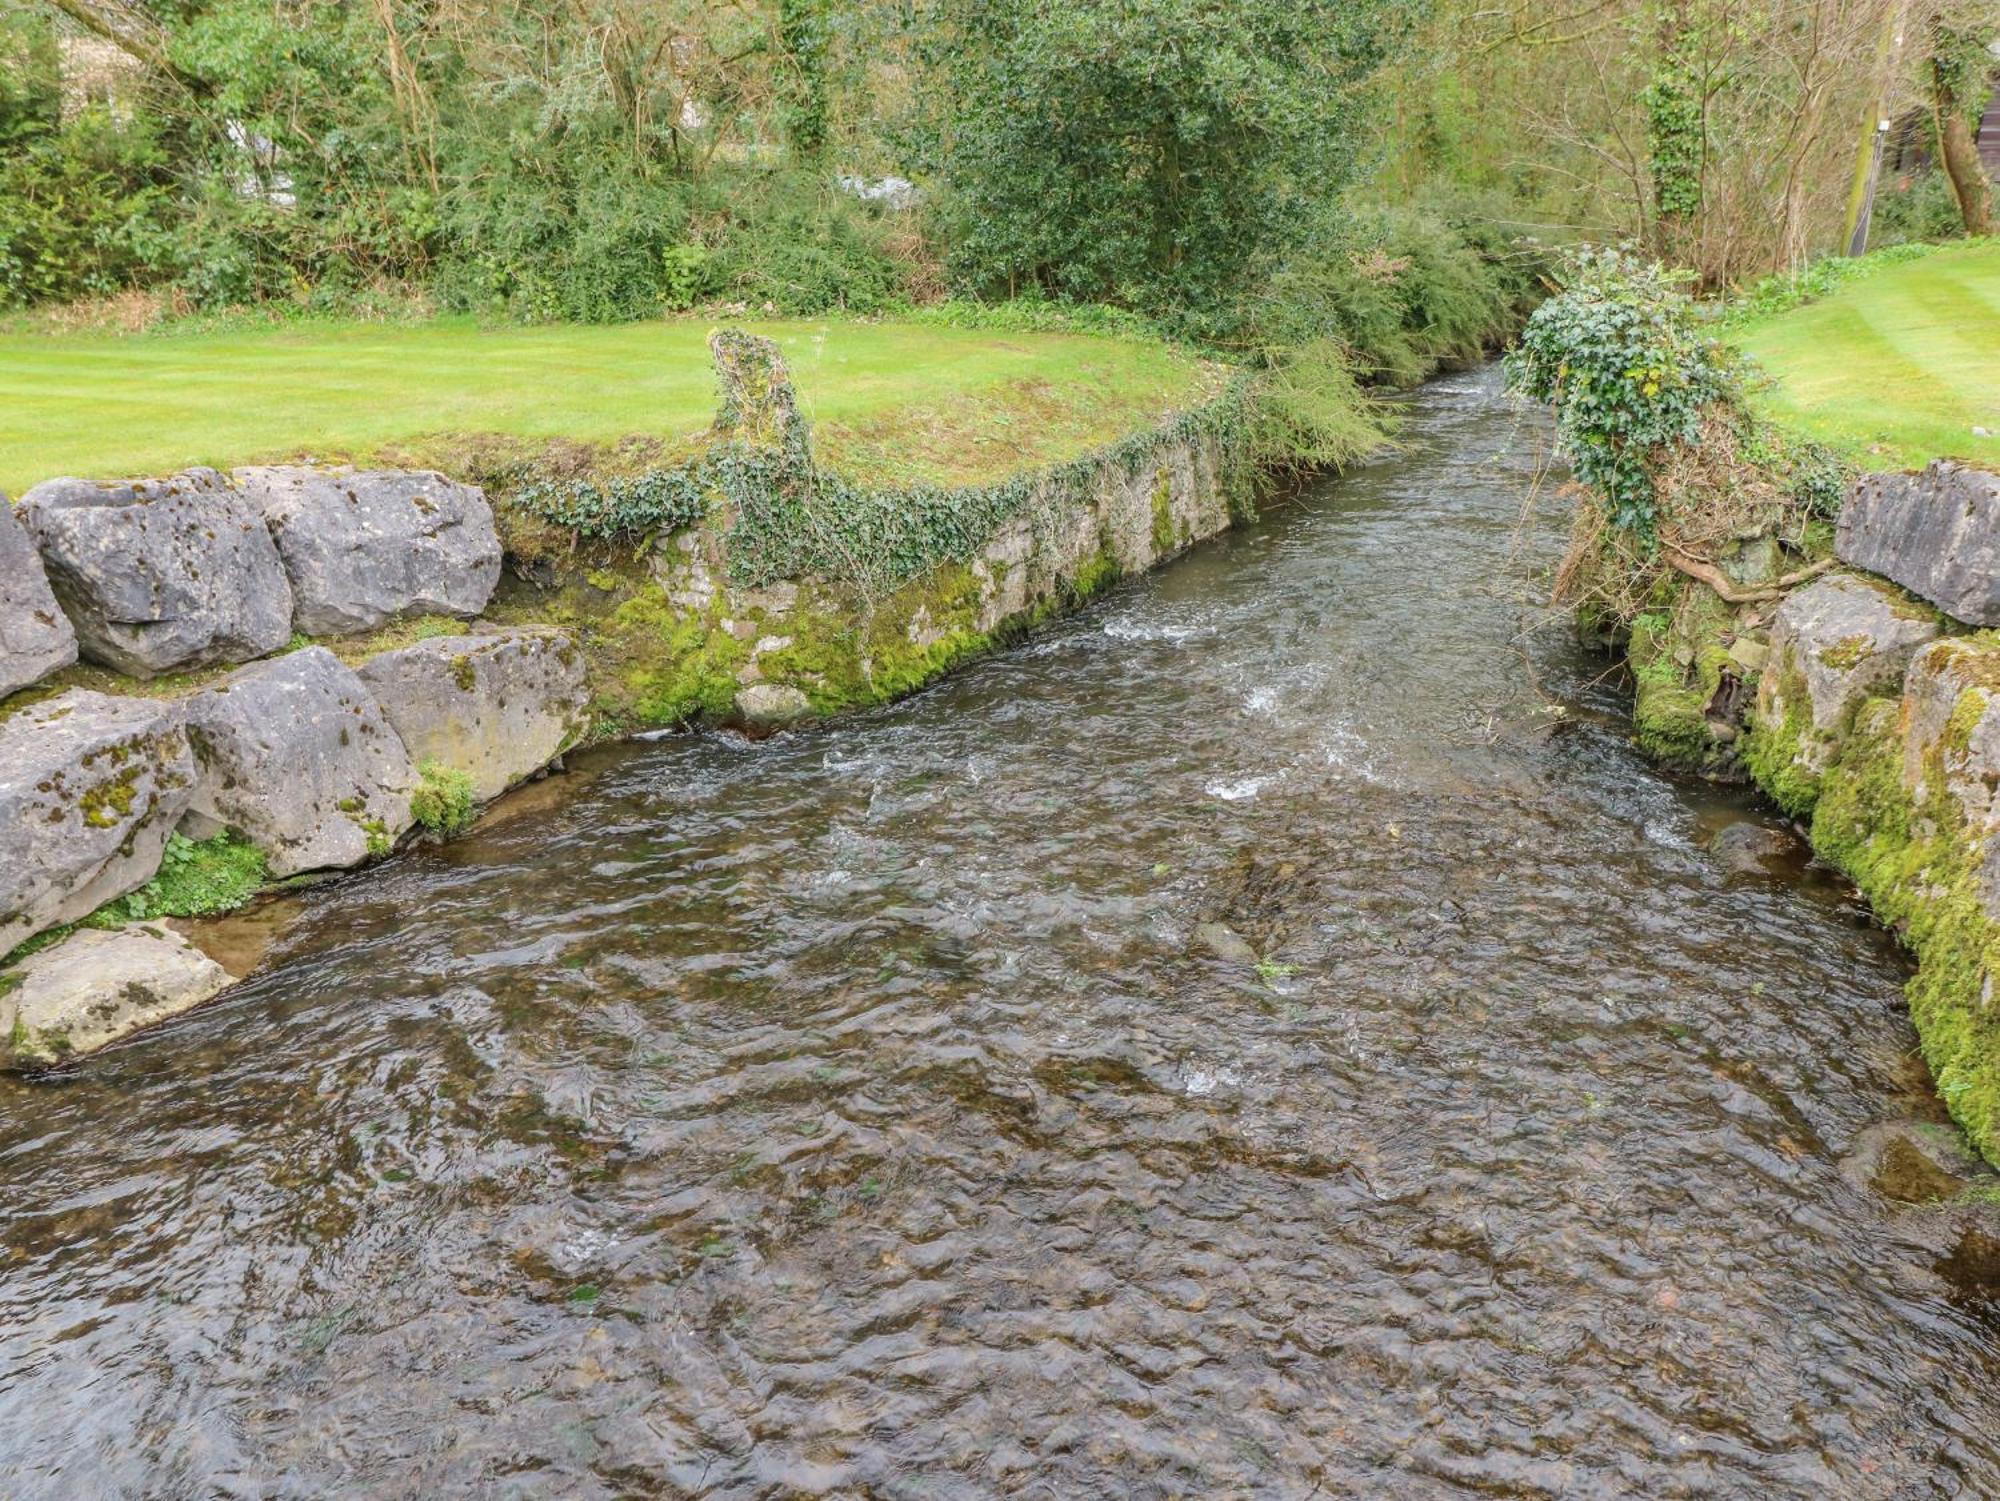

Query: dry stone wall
1837;462;2000;625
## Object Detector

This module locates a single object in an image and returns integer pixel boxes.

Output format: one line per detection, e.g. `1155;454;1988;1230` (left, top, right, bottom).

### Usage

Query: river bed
6;369;2000;1497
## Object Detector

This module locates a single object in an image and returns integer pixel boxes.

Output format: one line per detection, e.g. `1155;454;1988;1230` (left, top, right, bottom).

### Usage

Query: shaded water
7;370;2000;1498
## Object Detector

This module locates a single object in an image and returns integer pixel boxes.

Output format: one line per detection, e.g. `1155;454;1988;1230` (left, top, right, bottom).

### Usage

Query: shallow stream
7;369;2000;1497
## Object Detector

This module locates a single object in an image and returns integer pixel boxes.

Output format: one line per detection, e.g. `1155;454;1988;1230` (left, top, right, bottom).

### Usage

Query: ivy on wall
515;332;1258;595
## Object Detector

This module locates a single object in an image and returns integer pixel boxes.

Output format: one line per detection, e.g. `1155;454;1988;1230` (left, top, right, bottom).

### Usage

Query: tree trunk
1934;67;1994;236
1842;0;1907;255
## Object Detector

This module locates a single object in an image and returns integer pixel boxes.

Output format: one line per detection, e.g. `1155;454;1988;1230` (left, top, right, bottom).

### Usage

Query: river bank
0;327;1271;1063
1514;246;2000;1167
1610;460;2000;1168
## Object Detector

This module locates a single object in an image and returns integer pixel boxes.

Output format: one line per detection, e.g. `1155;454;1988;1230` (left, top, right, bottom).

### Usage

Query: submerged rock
236;465;502;634
1839;1120;1986;1203
0;495;77;699
1705;820;1802;877
0;925;233;1067
1838;462;2000;625
180;647;417;876
17;469;294;677
1193;922;1260;966
0;690;197;951
358;627;589;802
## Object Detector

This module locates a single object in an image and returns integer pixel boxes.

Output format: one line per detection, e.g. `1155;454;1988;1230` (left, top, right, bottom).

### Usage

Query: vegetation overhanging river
9;368;2000;1498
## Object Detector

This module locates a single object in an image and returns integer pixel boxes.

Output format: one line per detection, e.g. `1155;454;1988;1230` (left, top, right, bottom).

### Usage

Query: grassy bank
1733;241;2000;471
0;316;1216;495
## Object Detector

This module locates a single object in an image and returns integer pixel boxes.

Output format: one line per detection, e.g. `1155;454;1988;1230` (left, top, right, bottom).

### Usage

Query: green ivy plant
514;334;1261;596
1505;246;1734;540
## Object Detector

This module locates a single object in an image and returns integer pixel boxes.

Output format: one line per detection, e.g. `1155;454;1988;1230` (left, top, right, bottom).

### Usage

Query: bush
1506;247;1734;538
0;108;177;308
434;155;699;324
1239;201;1533;382
1244;338;1397;473
911;0;1406;318
1867;170;1970;250
706;174;909;315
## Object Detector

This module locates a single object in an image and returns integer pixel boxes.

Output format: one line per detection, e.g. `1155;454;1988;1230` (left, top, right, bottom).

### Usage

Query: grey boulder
1904;638;2000;824
1838;462;2000;625
181;646;417;876
16;469;294;678
1759;573;1939;772
734;681;811;727
0;495;77;698
236;466;502;635
0;690;197;951
0;924;233;1067
357;627;589;802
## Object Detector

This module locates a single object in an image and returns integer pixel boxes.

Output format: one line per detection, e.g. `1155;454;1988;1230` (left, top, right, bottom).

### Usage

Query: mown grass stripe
0;318;1211;494
1735;240;2000;469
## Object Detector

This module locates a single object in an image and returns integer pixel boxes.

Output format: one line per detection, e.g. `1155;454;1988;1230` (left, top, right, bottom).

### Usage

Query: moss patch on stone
411;761;478;836
1741;643;1822;817
78;761;144;830
1150;467;1177;556
1626;592;1746;776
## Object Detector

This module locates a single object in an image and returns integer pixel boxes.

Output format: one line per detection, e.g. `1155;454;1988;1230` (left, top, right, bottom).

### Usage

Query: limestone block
1758;574;1939;773
0;690;196;950
358;627;588;802
1904;639;2000;822
735;682;810;726
235;466;501;635
181;647;416;876
0;495;76;698
1902;637;2000;909
0;925;232;1067
17;469;294;677
1838;462;2000;625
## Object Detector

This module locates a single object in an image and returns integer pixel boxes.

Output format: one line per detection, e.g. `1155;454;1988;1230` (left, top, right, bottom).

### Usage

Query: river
6;368;2000;1498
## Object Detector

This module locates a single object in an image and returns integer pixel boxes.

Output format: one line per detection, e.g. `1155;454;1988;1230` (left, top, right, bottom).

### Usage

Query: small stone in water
1193;922;1258;966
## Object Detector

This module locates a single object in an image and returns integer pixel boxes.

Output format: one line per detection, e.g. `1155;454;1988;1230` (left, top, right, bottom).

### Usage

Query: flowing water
9;369;2000;1499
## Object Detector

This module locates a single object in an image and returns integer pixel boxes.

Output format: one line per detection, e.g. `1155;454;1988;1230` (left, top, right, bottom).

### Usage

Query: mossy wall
1786;668;2000;1164
487;362;1256;739
1609;555;2000;1166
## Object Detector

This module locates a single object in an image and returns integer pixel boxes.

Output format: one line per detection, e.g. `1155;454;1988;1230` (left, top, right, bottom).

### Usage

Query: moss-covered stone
1797;693;2000;1164
1150;467;1177;557
1741;666;1820;817
1626;590;1747;776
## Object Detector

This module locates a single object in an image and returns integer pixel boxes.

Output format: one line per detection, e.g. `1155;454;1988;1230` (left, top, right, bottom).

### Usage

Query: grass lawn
0;316;1217;495
1732;240;2000;471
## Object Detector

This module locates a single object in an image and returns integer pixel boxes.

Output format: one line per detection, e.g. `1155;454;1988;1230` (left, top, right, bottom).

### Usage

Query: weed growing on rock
411;762;478;837
102;832;267;921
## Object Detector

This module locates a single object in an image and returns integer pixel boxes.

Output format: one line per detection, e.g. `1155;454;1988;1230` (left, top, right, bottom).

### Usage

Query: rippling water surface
8;369;2000;1498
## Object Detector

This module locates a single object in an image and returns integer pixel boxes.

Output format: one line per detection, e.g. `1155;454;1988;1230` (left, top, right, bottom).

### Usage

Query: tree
1925;0;1996;235
908;0;1416;312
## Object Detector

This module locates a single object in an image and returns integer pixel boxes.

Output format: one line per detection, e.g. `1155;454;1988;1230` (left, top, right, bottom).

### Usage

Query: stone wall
1711;460;2000;1164
0;332;1257;1064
